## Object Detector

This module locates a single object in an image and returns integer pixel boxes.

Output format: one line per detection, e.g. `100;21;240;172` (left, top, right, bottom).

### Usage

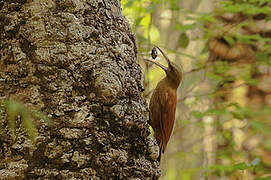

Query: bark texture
0;0;160;179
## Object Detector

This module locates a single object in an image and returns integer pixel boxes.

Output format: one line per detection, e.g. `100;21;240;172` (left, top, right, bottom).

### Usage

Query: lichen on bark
0;0;160;179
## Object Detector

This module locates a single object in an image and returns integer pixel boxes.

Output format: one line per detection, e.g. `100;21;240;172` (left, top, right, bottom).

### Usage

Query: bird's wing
149;88;162;138
159;88;177;153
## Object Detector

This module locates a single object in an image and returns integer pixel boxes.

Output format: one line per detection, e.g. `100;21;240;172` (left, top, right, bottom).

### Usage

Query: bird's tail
156;135;163;162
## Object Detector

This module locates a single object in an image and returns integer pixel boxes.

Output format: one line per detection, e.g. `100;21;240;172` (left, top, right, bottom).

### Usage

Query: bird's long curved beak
143;58;167;71
143;46;172;72
154;46;171;66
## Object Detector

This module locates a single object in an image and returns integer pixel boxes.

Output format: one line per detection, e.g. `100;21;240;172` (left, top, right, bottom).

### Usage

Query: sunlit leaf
143;25;160;44
178;32;189;49
140;14;151;28
134;16;145;27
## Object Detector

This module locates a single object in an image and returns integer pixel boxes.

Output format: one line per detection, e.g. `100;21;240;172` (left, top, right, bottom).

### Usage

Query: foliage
204;158;261;177
0;99;51;142
121;0;271;179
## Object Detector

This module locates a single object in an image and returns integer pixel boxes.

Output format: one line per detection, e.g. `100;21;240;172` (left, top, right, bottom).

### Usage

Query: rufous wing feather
160;89;177;153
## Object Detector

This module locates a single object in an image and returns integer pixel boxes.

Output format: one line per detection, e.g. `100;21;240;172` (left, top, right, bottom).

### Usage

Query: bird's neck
162;77;179;90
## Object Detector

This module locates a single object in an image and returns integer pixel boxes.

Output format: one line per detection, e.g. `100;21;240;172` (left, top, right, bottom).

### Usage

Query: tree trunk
0;0;160;179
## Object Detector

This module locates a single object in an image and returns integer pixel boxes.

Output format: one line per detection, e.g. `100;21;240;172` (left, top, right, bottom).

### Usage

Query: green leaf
197;13;216;23
239;64;258;85
175;23;196;32
205;159;261;177
214;61;231;74
206;108;228;116
236;34;265;44
245;78;258;86
21;110;37;142
6;100;20;140
224;35;235;46
169;0;180;11
256;52;271;65
250;121;269;133
255;176;271;180
5;100;38;142
232;162;249;171
231;109;245;119
201;44;209;54
134;16;144;27
190;111;204;118
221;1;271;15
250;120;271;135
206;72;224;82
178;33;189;49
223;131;232;141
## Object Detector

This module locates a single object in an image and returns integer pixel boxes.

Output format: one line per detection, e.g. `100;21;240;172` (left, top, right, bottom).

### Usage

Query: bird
144;46;183;162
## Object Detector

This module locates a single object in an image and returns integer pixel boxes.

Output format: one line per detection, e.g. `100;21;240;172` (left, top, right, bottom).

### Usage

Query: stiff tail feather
158;139;164;162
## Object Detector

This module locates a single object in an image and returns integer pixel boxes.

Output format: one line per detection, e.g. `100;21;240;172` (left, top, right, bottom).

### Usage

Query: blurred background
121;0;271;179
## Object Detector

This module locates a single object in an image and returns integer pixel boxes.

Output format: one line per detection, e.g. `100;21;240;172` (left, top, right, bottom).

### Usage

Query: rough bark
0;0;160;179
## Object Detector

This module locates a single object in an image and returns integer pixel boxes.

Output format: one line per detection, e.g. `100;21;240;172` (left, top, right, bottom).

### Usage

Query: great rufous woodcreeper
145;46;183;162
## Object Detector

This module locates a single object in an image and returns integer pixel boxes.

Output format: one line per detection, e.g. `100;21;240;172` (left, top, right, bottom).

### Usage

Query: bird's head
144;46;183;89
